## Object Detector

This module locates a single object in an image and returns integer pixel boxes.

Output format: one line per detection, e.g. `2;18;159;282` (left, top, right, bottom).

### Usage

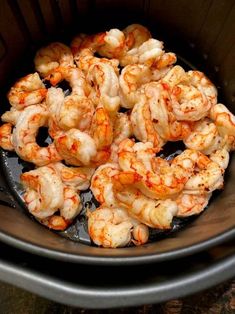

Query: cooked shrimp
1;107;21;125
118;140;207;199
144;82;193;141
119;64;152;108
131;94;164;149
187;70;217;107
34;42;74;85
176;192;211;217
53;162;95;190
123;24;151;50
74;47;119;75
90;163;120;205
87;62;120;116
12;105;62;166
0;123;14;151
163;67;217;121
46;68;94;132
21;165;64;219
97;28;126;59
183;118;222;154
90;105;113;150
59;186;82;220
7;73;47;109
110;112;133;162
54;128;97;166
87;205;149;248
119;38;164;67
161;65;186;87
210;148;230;170
112;175;178;229
184;155;224;194
210;103;235;137
151;52;177;81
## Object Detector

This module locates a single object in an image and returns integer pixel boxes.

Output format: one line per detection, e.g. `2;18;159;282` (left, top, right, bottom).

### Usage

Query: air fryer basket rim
0;222;234;265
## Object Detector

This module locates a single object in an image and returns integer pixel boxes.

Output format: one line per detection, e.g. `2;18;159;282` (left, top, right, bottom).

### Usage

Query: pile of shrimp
0;24;234;248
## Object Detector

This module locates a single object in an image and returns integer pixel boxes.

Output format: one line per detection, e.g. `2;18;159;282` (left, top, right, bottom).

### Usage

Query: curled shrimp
123;24;151;51
46;67;94;132
12;105;62;166
97;28;126;59
7;73;47;109
21;165;64;219
87;62;120;116
40;186;82;230
151;52;177;81
0;123;14;151
210;103;235;150
34;42;74;85
184;154;224;195
144;82;193;142
90;163;120;205
183;118;222;155
163;66;217;121
130;94;165;149
119;64;152;109
87;205;149;248
53;162;95;190
112;174;178;229
54;128;97;166
119;38;164;67
118;139;208;199
176;193;211;217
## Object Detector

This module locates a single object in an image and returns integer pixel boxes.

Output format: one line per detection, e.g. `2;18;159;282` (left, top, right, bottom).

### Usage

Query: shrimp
21;165;82;230
74;47;119;75
163;67;217;121
183;118;222;154
0;123;14;151
87;62;120;116
187;70;217;107
54;128;97;166
46;68;94;132
112;175;178;229
210;103;235;150
131;94;164;149
7;73;47;109
144;82;193;141
210;148;230;170
119;38;164;67
176;192;211;217
184;155;224;195
34;42;74;85
98;28;125;59
119;64;152;109
118;139;208;199
110;112;133;162
12;105;62;166
90;163;120;205
123;24;151;51
1;107;22;125
21;165;64;219
53;162;95;190
90;105;113;150
87;205;149;248
151;52;177;81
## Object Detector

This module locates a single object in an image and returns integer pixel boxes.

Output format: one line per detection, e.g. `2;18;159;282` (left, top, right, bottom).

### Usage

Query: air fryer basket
0;0;234;265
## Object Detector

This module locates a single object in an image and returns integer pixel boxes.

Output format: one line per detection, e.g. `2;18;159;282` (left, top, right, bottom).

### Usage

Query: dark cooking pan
0;0;234;265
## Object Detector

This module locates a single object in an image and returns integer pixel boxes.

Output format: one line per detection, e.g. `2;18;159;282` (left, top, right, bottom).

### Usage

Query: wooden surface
0;279;234;313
